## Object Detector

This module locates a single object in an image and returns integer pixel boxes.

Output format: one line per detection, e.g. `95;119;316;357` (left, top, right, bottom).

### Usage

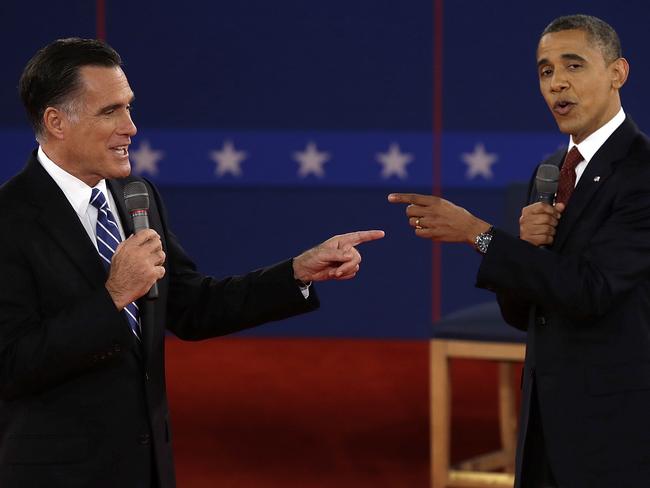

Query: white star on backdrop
461;143;498;180
210;140;247;177
294;142;330;178
130;140;164;176
376;143;413;179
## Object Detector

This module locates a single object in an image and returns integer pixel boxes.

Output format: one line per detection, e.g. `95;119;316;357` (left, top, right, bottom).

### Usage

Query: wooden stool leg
498;362;517;473
431;340;450;488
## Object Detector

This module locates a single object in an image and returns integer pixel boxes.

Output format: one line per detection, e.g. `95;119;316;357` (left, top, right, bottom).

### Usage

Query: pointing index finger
336;230;385;247
387;193;435;206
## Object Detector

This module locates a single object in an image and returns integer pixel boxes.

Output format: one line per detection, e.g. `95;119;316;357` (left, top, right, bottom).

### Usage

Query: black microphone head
124;181;150;212
535;164;559;204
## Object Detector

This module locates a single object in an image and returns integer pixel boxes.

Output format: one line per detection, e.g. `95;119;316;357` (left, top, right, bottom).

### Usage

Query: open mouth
111;145;129;157
554;100;575;116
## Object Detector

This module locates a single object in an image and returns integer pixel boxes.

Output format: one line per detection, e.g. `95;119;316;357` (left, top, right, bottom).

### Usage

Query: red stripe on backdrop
96;0;106;40
432;0;444;322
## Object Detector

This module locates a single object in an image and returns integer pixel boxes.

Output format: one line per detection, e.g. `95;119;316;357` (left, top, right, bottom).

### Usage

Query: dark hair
541;14;622;64
19;37;122;142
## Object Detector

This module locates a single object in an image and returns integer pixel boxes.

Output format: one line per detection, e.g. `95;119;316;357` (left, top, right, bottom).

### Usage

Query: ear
42;107;68;141
610;57;629;90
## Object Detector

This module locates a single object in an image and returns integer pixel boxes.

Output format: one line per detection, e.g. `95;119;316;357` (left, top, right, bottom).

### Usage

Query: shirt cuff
296;279;312;299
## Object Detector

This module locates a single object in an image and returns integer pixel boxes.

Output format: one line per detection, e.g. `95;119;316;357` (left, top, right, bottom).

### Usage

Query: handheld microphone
535;164;560;205
124;181;159;299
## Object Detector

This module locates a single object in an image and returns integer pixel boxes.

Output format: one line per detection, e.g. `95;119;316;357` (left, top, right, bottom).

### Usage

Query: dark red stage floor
166;337;514;487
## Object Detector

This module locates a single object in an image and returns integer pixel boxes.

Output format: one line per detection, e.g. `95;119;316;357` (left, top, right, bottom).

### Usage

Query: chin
110;162;132;180
554;120;574;136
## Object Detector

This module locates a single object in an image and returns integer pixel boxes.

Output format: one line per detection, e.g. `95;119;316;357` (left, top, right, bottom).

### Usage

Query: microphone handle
535;193;555;250
537;193;555;205
132;212;159;300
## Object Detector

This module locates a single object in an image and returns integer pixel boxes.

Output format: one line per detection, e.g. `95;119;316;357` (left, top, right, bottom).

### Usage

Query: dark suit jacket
0;151;319;487
476;117;650;488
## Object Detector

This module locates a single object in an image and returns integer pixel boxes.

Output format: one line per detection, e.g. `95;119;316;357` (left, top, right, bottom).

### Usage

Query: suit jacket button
137;433;151;445
536;316;546;326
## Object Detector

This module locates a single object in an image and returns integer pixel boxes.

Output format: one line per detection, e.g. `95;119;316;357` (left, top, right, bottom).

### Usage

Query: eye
539;67;553;78
101;106;118;116
568;63;582;71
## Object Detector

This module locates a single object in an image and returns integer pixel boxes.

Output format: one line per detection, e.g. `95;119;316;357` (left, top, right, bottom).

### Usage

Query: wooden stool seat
430;302;526;488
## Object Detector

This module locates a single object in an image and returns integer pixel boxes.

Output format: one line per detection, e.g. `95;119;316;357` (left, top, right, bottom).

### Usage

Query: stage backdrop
1;0;649;337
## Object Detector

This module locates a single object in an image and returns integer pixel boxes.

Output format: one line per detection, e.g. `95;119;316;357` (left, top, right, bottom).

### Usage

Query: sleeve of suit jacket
0;178;318;400
143;181;320;341
476;155;650;325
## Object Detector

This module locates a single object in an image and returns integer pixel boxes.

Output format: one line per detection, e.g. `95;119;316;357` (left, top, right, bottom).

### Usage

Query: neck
40;143;100;187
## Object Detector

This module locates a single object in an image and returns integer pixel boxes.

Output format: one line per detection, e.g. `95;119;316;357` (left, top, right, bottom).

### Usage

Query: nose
550;71;569;92
119;110;137;137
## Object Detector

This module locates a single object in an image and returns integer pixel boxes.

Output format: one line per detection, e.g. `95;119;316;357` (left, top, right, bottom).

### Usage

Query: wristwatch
474;225;494;255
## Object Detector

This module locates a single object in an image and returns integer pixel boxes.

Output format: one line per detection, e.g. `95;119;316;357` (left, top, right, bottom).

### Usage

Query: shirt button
137;433;151;445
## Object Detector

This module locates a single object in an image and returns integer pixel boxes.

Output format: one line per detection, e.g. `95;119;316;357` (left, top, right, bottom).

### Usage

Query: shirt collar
569;107;626;163
37;146;109;217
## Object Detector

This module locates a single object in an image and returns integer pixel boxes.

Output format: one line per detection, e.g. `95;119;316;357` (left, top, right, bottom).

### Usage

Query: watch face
476;232;492;254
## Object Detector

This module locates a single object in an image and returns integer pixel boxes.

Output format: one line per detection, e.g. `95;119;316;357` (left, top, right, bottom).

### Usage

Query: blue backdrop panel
443;0;650;132
2;1;649;338
0;2;97;126
105;0;433;130
159;185;434;338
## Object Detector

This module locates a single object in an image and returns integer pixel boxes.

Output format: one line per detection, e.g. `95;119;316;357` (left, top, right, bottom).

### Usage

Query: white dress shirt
37;146;127;249
569;107;625;186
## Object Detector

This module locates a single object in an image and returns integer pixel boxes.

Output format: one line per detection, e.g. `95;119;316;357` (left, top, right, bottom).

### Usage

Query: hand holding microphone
124;182;161;299
105;182;164;310
519;164;565;247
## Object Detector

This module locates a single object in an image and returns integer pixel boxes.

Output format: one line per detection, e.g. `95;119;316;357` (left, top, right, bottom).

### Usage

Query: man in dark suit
0;38;384;487
389;14;650;487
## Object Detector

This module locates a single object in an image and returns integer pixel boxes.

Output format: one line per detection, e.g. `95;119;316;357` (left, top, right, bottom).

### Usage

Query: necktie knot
555;146;584;206
90;188;108;211
563;146;584;173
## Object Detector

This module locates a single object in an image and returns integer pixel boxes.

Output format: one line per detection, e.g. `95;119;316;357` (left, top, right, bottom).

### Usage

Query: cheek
541;92;555;109
539;83;553;103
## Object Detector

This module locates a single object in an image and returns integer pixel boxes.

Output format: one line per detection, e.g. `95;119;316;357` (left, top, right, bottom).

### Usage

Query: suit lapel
23;154;107;287
552;118;639;251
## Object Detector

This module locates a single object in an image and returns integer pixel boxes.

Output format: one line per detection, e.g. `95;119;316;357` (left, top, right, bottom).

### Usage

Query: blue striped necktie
90;188;141;341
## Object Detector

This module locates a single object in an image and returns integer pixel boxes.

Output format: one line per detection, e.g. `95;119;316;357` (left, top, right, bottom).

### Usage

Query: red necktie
555;146;584;206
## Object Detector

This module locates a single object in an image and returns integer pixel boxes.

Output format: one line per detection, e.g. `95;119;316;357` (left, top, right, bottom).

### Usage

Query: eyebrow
537;53;587;67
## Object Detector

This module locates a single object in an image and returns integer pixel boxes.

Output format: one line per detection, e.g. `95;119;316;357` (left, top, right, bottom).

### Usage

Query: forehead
537;29;604;63
77;65;133;103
